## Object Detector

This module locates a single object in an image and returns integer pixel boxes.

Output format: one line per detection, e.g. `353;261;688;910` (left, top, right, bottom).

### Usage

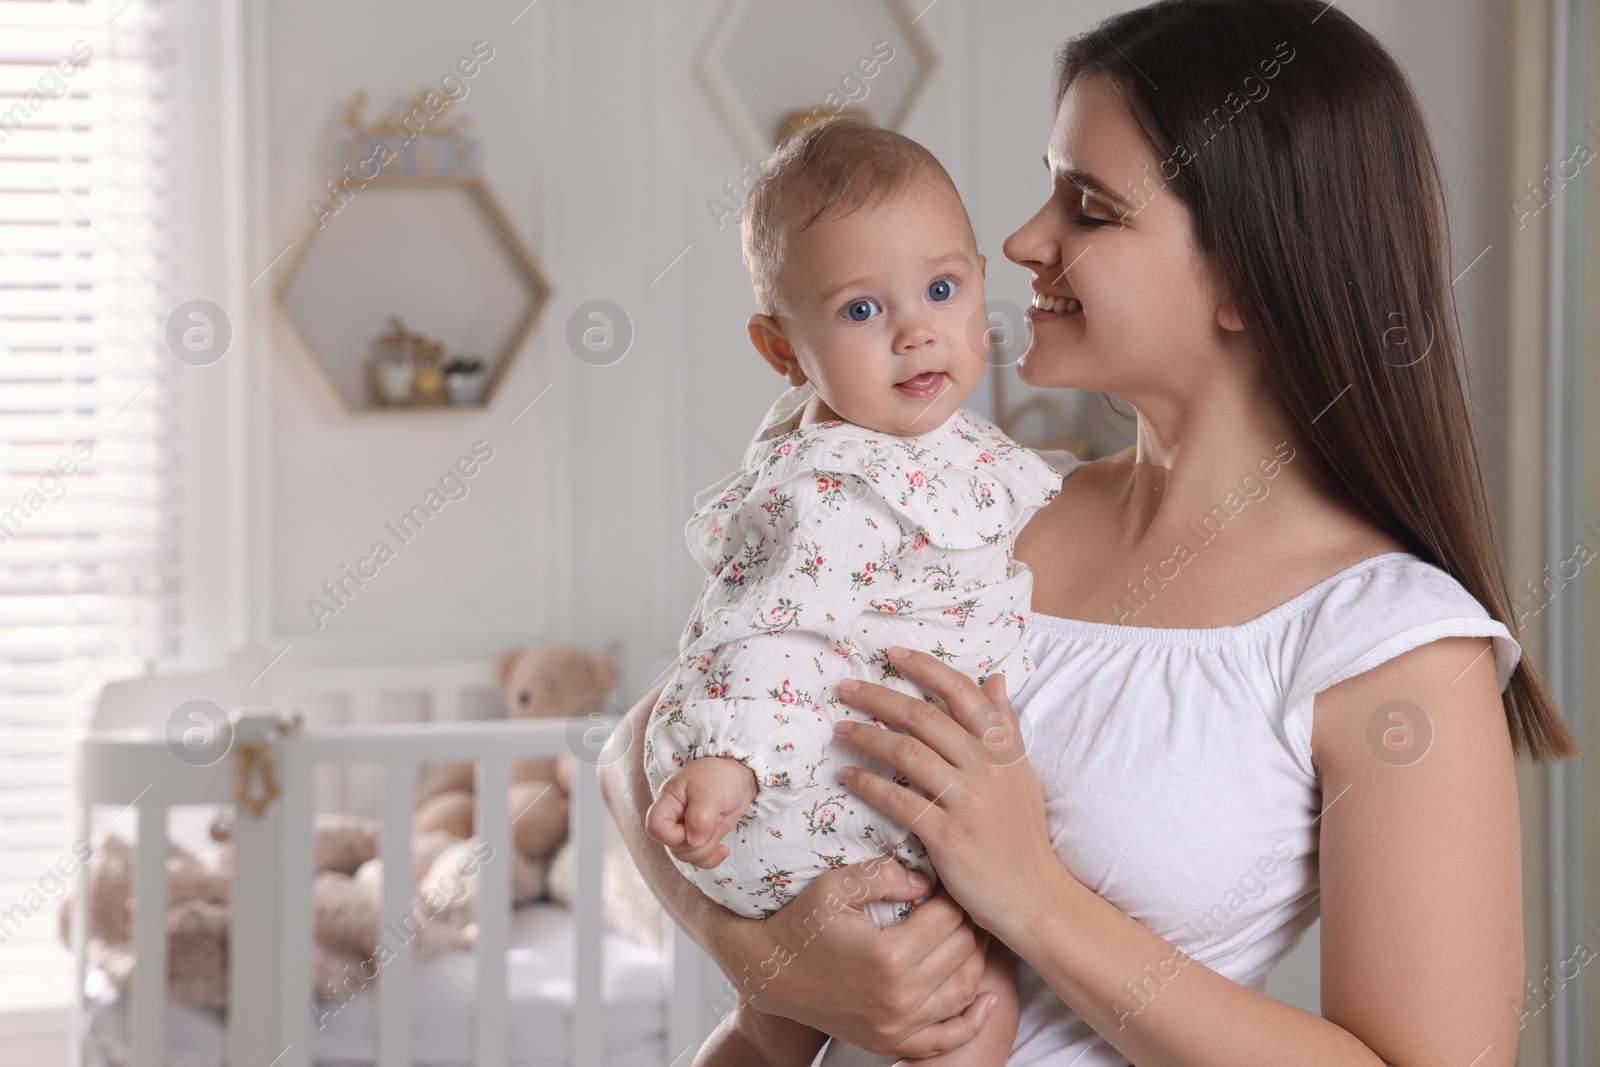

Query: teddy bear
61;832;232;1010
412;643;618;862
61;814;385;1010
312;826;548;1007
61;813;550;1010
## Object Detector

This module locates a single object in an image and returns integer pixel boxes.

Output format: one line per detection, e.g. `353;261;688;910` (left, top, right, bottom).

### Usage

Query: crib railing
71;707;719;1067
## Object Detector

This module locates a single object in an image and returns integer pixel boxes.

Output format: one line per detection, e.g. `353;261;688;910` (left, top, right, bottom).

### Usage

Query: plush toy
59;813;548;1010
62;833;231;1010
313;828;547;1007
62;815;372;1010
413;643;618;861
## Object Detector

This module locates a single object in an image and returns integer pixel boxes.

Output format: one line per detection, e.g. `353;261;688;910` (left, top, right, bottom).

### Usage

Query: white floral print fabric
644;382;1063;923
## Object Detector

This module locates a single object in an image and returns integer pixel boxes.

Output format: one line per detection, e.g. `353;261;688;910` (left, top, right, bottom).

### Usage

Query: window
0;0;177;1008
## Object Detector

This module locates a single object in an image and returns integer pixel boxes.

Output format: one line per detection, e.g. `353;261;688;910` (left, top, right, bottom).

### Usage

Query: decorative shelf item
695;0;937;166
444;356;488;405
774;105;871;146
278;90;552;412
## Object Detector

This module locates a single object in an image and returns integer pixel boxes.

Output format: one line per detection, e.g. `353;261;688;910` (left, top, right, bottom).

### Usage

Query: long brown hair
1054;0;1582;761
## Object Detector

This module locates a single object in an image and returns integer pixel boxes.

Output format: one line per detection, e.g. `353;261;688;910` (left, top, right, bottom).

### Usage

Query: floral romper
643;382;1063;926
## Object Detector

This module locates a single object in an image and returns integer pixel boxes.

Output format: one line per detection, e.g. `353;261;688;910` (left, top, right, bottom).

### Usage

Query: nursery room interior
1;0;1597;1064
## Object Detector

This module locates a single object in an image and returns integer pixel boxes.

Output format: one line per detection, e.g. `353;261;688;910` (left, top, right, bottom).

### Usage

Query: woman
600;0;1583;1062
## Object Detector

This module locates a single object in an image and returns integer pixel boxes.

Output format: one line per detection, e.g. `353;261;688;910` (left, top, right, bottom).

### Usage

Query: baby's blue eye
845;299;880;322
927;278;953;302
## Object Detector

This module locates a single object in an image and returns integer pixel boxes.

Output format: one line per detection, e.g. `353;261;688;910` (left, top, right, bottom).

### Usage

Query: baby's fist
646;756;759;869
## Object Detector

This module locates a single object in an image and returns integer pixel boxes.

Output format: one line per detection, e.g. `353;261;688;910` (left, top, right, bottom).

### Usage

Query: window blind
0;0;177;1009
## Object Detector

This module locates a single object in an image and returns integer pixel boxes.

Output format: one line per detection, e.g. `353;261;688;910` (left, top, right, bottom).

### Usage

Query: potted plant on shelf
445;356;488;405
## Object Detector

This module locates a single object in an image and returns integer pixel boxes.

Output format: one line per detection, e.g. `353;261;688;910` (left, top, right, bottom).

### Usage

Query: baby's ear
748;314;806;384
978;252;987;276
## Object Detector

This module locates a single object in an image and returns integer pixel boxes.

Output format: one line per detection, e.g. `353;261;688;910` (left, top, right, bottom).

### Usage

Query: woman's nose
1003;203;1058;270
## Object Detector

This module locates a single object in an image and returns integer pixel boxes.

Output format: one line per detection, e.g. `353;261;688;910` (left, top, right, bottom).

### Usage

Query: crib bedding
84;902;668;1067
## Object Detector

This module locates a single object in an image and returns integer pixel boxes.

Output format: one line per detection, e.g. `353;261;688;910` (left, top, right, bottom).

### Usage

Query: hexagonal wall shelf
280;174;551;412
695;0;937;165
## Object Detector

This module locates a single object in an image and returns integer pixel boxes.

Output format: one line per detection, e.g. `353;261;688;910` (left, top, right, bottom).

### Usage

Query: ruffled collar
707;382;1063;550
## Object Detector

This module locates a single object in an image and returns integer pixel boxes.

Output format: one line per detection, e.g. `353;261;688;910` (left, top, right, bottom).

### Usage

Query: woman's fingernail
907;872;929;890
838;678;860;695
888;645;909;659
834;719;854;733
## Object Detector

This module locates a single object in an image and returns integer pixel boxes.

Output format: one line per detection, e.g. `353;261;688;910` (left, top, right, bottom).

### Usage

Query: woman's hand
597;674;999;1058
831;645;1070;942
729;860;1002;1057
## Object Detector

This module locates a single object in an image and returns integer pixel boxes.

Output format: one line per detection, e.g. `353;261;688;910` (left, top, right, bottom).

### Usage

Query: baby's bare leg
901;936;1019;1067
693;992;831;1067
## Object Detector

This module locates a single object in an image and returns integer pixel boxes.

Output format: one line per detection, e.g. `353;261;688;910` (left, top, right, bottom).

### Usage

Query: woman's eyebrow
1042;154;1131;210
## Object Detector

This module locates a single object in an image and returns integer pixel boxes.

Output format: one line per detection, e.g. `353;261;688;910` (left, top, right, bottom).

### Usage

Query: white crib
66;656;729;1067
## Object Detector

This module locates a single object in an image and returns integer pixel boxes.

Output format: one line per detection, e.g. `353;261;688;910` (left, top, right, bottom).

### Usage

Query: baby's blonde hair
741;118;972;317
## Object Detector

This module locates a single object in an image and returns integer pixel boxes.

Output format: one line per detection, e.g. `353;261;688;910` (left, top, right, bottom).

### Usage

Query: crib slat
230;721;282;1066
276;732;315;1067
667;923;713;1060
474;757;510;1067
130;804;168;1067
570;759;605;1064
378;762;415;1067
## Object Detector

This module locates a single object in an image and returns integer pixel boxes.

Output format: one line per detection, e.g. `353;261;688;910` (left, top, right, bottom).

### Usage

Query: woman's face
1003;73;1244;401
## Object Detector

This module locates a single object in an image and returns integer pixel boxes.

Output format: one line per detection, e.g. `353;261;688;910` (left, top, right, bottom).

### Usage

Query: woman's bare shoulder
1020;441;1413;623
1045;448;1126;499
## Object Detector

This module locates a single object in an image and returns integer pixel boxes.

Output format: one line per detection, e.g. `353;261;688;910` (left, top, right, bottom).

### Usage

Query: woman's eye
845;298;880;322
927;278;953;302
1071;199;1116;229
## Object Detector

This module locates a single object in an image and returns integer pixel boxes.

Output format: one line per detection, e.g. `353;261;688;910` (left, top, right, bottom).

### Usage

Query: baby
643;118;1061;1067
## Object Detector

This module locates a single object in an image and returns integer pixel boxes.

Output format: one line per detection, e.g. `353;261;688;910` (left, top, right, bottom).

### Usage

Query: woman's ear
1200;254;1250;332
1216;292;1249;332
748;314;808;385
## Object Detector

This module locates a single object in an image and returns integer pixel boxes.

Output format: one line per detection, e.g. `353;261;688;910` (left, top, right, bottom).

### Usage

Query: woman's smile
1026;290;1084;319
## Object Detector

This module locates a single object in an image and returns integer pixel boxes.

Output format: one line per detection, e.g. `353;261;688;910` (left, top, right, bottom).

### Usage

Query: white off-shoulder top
1001;449;1521;1065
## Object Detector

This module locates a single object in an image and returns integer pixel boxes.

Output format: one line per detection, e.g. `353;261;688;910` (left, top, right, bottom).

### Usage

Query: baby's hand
646;756;759;869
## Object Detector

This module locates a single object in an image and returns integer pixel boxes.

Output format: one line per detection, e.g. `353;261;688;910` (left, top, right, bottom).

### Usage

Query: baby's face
755;178;988;437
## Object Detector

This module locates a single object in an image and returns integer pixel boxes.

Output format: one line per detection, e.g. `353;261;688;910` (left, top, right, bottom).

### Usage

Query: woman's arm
831;640;1519;1066
1011;638;1519;1066
597;674;1001;1056
1314;636;1522;1061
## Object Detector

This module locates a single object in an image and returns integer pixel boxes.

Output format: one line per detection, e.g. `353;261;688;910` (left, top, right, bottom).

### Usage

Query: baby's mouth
893;370;947;397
